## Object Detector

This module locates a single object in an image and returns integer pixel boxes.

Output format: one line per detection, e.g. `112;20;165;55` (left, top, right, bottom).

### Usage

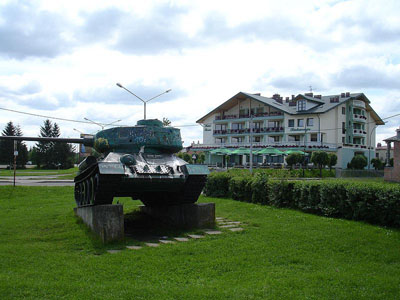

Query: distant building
384;128;400;182
375;143;393;162
193;92;384;168
79;133;94;161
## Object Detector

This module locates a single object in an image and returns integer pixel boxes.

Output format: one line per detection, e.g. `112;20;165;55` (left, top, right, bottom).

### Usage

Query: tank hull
74;152;209;207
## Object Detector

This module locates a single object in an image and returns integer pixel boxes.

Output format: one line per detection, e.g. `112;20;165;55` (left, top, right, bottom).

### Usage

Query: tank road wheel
88;176;95;205
74;183;82;206
82;180;88;205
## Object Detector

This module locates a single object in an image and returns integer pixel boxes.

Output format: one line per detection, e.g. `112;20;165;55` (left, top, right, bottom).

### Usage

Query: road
0;175;74;186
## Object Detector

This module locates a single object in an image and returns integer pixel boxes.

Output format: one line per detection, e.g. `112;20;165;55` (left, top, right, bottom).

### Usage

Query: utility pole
13;140;17;187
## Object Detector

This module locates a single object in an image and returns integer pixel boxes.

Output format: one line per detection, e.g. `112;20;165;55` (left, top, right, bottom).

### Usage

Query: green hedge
204;172;400;227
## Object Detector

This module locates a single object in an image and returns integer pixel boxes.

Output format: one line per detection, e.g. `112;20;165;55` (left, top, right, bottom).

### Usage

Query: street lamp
84;118;121;130
73;128;84;134
116;83;171;120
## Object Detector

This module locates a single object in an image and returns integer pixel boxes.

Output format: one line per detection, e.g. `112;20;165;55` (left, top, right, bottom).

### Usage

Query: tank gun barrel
0;136;94;146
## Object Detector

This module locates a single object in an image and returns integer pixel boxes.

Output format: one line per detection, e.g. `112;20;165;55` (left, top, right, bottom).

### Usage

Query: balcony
353;114;367;122
213;127;284;135
191;141;337;150
353;129;367;136
214;111;283;121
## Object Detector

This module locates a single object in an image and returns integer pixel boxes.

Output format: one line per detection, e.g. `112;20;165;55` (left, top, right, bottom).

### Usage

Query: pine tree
35;120;75;169
0;121;16;166
15;125;28;168
36;119;55;168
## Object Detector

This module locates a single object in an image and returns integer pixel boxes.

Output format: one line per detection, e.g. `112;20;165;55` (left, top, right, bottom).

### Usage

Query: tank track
74;163;121;207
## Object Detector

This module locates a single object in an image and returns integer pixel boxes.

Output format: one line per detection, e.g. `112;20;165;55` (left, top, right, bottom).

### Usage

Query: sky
0;0;400;147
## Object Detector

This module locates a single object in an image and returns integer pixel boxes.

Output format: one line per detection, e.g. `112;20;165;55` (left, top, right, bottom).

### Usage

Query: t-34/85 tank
0;119;209;207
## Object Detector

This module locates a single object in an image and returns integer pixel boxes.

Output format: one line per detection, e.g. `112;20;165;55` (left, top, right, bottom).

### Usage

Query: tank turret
0;119;209;207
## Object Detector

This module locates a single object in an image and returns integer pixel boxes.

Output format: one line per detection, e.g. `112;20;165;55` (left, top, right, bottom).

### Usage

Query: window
297;100;306;111
342;137;345;143
239;109;248;117
215;124;226;131
256;107;263;114
288;119;294;127
231;123;244;130
251;122;262;129
268;121;280;128
215;138;226;144
268;136;280;142
231;137;243;143
307;118;314;126
288;135;300;142
297;119;304;127
342;122;346;134
310;134;317;142
253;136;262;142
342;107;346;115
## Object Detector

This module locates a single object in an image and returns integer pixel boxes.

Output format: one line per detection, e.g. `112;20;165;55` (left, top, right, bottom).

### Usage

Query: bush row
204;172;400;227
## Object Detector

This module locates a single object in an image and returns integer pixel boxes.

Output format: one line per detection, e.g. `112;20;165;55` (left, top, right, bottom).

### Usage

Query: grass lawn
1;186;400;299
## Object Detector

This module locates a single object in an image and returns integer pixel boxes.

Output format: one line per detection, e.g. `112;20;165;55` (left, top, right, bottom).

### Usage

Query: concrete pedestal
74;205;124;243
140;203;215;229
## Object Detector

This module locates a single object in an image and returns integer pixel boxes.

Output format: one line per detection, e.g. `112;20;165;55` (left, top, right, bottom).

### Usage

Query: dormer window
297;100;306;111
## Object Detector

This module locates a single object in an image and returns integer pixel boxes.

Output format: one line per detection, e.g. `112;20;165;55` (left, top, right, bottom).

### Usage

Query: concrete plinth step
188;234;204;239
159;240;176;244
174;237;190;242
107;250;122;254
229;227;244;232
204;230;222;235
127;245;142;250
220;224;237;228
145;243;160;247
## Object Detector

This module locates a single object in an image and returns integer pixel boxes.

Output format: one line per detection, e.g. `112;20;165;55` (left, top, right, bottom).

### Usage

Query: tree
15;125;28;167
0;121;28;168
311;151;329;177
35;120;75;169
162;117;171;126
371;158;384;170
327;153;338;171
348;154;367;170
286;153;304;169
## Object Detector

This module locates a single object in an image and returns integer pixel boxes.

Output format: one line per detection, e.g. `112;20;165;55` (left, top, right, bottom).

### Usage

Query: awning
255;147;284;155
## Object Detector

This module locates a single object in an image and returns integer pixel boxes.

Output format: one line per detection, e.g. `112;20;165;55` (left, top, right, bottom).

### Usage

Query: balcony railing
353;114;367;121
213;127;284;135
353;129;367;135
215;111;283;121
191;141;337;150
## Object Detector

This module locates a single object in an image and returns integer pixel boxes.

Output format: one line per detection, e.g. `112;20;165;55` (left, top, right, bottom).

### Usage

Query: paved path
0;175;74;186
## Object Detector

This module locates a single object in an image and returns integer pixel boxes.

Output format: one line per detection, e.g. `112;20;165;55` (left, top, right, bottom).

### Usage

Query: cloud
73;81;185;104
113;4;193;55
0;1;72;59
332;65;400;90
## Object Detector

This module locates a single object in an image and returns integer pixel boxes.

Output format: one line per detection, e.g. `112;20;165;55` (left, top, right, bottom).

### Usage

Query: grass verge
0;186;399;299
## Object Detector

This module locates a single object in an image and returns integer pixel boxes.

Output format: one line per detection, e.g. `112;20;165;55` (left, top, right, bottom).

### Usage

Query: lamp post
368;125;377;170
116;83;171;120
249;114;253;174
84;118;121;130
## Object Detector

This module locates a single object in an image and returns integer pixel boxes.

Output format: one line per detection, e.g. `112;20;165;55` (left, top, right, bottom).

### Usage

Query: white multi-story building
193;92;384;168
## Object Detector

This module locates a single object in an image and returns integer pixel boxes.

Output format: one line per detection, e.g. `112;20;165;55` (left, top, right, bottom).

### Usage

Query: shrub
229;175;253;202
204;169;400;228
203;172;232;197
251;173;269;204
348;154;367;169
311;151;329;177
327;153;338;171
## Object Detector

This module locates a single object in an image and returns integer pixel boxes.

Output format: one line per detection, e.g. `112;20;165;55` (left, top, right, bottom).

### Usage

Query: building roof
196;91;385;125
